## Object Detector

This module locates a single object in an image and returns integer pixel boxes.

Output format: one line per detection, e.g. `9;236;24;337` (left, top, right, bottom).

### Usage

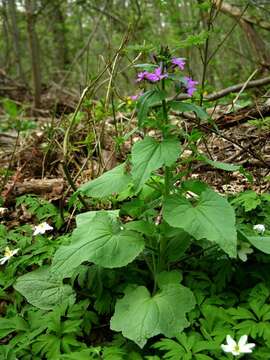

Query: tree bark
212;0;270;69
25;0;42;108
1;0;11;70
50;0;69;76
7;0;25;83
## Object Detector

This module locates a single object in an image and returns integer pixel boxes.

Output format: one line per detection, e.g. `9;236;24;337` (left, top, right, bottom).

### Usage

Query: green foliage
131;136;180;191
16;194;63;229
136;89;166;127
111;272;195;347
4;47;270;359
52;212;145;277
0;99;36;132
14;267;75;310
163;188;237;257
79;163;132;198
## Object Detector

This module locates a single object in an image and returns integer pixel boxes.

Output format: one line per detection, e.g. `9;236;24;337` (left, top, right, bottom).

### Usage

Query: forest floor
1;84;270;221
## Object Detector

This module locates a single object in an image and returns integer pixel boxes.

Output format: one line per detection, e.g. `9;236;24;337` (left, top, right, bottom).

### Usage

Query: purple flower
130;91;143;101
172;57;185;70
184;76;198;96
136;67;168;83
136;71;149;82
145;66;168;82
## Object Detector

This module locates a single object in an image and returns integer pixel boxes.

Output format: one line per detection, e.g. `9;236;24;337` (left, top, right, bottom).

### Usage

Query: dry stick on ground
204;76;270;101
174;76;270;102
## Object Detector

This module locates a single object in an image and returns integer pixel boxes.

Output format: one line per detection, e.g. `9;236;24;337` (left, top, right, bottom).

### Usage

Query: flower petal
241;343;255;353
0;257;8;265
226;335;236;347
221;344;233;353
12;248;20;256
238;335;248;347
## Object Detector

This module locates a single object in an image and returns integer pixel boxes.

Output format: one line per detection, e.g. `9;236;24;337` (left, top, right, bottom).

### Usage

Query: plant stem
161;79;170;197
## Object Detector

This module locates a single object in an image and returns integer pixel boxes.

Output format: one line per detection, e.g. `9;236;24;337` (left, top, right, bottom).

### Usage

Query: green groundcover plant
1;47;270;359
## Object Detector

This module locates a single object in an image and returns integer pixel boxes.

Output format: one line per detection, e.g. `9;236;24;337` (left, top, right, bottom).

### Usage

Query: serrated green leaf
230;191;261;212
14;267;75;310
0;316;27;339
169;101;208;120
163;189;237;257
52;212;144;277
131;137;180;191
137;89;166;127
110;283;195;348
79;163;131;198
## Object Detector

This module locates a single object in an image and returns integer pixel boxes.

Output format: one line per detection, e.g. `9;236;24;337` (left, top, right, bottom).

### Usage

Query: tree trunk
1;0;11;70
7;0;25;83
212;0;270;70
50;0;69;77
25;0;42;108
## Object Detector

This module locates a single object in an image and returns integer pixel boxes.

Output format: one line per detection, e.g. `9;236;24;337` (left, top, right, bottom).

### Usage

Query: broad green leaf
76;210;119;227
163;189;237;257
124;220;157;237
200;156;240;172
14;267;75;310
131;137;180;191
110;283;195;348
79;163;131;198
247;236;270;254
52;212;144;277
156;271;182;288
169;101;208;120
137;89;166;127
182;180;208;195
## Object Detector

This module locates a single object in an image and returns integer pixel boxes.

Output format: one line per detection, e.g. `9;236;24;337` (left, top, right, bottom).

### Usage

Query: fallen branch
12;178;65;196
204;76;270;101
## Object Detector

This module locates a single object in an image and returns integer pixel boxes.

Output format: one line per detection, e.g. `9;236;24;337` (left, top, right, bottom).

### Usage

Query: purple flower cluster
184;76;198;97
136;66;168;83
135;56;198;97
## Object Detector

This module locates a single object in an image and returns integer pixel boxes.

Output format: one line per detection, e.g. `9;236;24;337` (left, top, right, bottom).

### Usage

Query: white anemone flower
221;335;255;356
0;247;20;265
33;222;53;236
253;224;265;234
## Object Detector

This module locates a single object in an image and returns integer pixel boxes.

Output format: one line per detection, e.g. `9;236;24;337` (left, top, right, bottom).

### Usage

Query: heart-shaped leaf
52;212;145;277
163;189;237;257
14;267;75;310
131;137;180;191
110;280;195;348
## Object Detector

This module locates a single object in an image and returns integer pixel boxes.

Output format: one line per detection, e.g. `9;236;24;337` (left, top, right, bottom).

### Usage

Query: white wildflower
253;224;265;234
0;247;20;265
221;335;255;356
33;222;53;236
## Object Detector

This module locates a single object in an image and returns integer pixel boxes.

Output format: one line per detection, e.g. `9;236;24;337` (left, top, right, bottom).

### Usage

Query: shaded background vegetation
1;0;270;107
